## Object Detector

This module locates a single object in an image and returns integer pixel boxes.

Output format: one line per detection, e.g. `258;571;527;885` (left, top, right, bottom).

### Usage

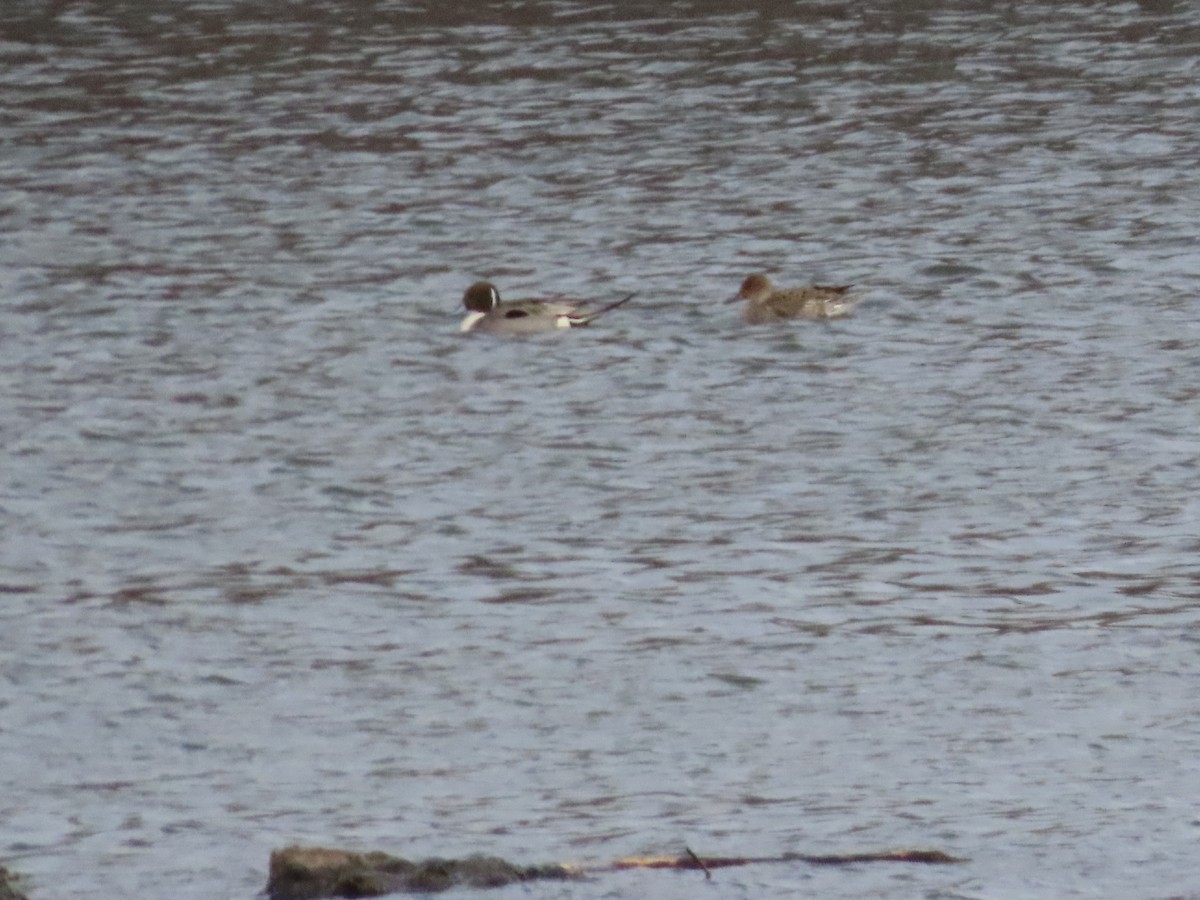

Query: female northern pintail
460;282;634;334
727;274;858;324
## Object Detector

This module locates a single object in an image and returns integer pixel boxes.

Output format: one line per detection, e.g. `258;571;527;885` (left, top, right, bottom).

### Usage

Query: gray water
3;2;1200;898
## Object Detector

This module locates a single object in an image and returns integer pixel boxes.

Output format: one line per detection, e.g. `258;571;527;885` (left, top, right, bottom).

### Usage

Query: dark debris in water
0;866;30;900
266;847;578;898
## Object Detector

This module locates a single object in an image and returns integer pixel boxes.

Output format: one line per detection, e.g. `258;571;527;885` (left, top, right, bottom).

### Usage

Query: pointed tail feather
577;293;635;326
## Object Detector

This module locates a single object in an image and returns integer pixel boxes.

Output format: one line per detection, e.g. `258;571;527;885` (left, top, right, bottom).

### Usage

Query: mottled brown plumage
727;274;857;324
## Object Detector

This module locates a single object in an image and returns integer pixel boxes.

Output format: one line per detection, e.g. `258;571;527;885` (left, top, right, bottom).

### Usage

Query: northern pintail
460;282;634;334
727;274;857;324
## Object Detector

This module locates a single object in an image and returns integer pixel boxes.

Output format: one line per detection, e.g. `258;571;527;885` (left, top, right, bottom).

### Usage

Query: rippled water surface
3;2;1200;898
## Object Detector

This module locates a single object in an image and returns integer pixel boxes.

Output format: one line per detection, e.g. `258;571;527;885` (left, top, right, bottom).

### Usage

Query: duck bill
725;293;744;304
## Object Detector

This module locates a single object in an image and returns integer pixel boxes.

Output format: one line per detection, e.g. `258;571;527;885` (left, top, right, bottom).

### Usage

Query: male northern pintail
460;282;634;334
727;274;858;324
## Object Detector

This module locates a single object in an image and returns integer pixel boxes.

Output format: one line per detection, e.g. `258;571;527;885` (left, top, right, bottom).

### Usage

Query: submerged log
267;844;964;899
614;848;965;871
0;866;31;900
